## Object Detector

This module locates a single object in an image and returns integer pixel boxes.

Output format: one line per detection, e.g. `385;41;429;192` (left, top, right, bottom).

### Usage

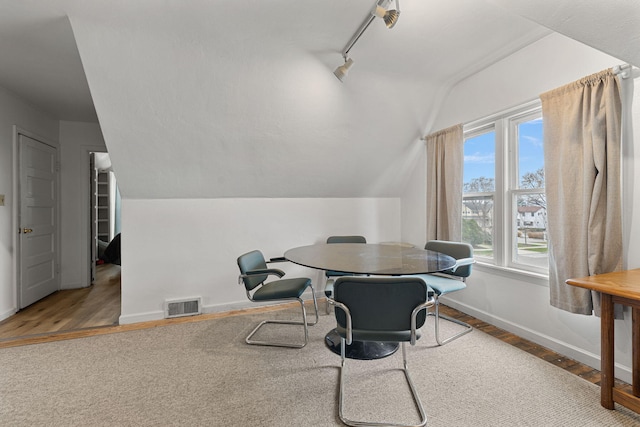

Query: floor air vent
164;297;202;318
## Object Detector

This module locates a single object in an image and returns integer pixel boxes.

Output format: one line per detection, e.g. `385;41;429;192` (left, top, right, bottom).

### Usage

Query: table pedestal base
324;328;398;360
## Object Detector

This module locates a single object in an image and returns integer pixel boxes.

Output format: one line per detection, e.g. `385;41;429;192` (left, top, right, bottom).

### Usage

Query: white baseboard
119;291;324;325
0;307;17;322
442;297;633;384
203;300;257;314
118;310;165;325
60;282;91;290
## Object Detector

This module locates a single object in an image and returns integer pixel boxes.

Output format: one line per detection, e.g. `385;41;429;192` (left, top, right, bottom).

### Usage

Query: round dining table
284;243;456;359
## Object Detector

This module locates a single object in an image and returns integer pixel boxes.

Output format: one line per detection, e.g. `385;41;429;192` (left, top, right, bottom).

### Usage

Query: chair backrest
326;235;367;244
333;277;429;337
424;240;474;278
237;250;268;291
326;236;366;277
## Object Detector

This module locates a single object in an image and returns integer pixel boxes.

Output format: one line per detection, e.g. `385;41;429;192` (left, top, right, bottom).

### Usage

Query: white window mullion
506;114;519;268
494;117;507;267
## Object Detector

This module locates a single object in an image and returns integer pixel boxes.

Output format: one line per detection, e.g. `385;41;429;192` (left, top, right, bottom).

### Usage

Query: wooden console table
566;268;640;413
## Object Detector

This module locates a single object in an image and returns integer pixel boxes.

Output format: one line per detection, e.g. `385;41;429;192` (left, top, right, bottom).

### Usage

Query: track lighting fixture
333;57;354;82
333;0;400;82
373;0;400;29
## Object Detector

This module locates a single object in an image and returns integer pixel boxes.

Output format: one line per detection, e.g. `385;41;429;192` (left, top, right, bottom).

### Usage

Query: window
462;101;547;274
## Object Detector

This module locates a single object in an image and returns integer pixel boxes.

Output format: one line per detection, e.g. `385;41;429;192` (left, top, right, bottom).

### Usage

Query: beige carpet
1;307;640;426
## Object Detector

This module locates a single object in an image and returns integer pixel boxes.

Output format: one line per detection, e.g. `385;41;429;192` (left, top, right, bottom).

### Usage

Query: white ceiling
1;0;637;123
0;2;96;121
486;0;640;70
0;0;555;123
0;0;637;198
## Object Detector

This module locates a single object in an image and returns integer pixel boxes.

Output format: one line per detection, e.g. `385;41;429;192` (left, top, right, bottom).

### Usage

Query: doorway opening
90;152;121;278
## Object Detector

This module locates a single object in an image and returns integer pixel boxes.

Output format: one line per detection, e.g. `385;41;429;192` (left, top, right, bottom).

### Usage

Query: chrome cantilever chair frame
237;250;318;348
331;276;433;427
429;276;472;346
420;240;475;346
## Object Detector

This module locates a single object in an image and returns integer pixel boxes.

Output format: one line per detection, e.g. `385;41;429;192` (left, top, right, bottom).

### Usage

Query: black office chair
418;240;475;346
237;250;318;348
324;235;367;314
331;276;433;427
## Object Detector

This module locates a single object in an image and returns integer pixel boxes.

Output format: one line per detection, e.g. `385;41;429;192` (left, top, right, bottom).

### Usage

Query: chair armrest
451;257;476;272
411;297;435;345
268;257;288;263
331;299;353;345
244;268;285;278
238;268;285;285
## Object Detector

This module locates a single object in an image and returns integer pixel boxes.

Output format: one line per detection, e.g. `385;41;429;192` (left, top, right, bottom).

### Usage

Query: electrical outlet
0;194;4;206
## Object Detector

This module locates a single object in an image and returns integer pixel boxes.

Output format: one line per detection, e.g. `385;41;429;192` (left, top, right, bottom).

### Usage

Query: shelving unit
96;171;110;244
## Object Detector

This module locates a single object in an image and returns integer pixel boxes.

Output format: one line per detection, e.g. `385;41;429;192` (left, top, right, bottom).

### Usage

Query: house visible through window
462;101;547;274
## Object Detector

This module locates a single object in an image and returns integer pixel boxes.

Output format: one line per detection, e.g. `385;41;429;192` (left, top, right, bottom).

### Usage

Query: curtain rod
420;65;635;141
613;64;638;79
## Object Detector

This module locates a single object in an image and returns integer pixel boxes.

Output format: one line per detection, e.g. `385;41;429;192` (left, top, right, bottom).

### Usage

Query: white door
19;134;59;309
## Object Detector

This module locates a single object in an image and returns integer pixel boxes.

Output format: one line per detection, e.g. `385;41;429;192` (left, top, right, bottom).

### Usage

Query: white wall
400;139;428;247
59;121;107;289
0;86;59;321
411;32;640;382
119;197;401;323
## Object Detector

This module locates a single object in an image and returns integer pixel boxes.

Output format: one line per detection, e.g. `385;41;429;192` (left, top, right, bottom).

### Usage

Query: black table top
284;243;456;275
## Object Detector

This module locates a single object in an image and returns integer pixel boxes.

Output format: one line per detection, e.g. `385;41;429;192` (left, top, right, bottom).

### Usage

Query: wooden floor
0;263;121;339
439;304;632;393
0;271;631;393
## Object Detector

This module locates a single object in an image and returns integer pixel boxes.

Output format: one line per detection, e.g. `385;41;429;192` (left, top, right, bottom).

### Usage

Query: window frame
462;122;499;265
463;100;547;276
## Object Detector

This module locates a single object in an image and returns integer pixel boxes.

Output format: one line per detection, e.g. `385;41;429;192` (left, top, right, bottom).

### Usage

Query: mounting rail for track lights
333;0;400;82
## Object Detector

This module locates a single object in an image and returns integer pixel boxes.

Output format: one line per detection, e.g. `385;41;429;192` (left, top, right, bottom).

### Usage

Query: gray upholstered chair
237;250;318;348
331;276;433;427
324;235;367;314
418;240;475;346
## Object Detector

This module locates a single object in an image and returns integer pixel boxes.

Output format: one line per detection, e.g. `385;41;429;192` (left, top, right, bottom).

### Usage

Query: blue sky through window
464;118;543;186
517;118;544;185
464;131;495;185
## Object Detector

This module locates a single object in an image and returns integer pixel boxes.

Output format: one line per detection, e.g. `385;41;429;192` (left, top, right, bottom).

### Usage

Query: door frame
12;126;61;310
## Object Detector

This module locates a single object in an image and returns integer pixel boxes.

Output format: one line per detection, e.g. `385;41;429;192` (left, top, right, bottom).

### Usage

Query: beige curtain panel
541;69;622;315
426;123;463;242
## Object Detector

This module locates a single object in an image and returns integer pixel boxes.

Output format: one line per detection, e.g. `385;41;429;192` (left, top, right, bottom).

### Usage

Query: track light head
333;57;354;82
373;0;400;29
383;9;400;28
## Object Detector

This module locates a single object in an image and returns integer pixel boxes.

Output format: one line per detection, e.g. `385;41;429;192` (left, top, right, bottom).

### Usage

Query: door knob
22;228;33;234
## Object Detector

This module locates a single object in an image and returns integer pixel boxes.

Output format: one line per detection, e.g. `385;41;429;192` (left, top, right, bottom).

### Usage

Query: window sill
473;261;549;287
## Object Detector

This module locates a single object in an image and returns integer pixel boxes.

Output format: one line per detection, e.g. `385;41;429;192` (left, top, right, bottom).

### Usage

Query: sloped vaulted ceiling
64;0;548;199
486;0;640;69
2;1;636;199
0;4;96;121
